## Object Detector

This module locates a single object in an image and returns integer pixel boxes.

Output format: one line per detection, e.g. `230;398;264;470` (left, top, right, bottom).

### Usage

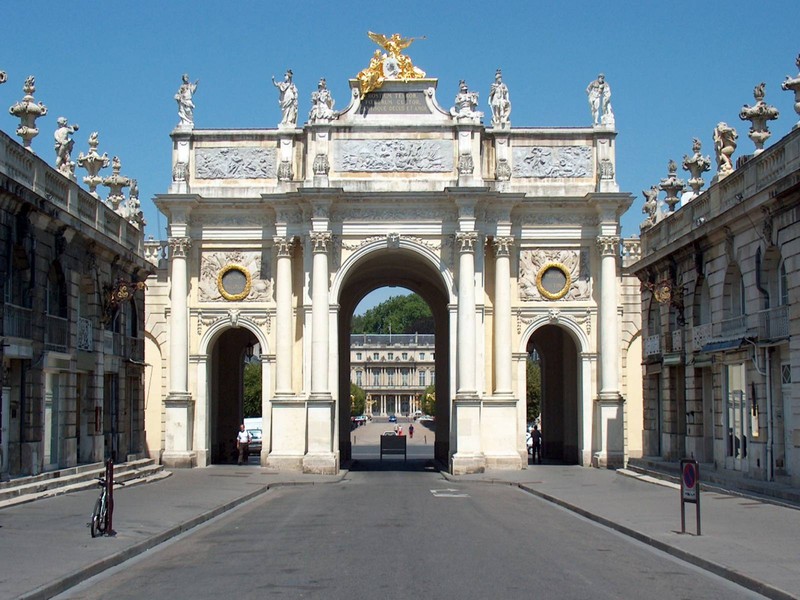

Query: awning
701;337;747;353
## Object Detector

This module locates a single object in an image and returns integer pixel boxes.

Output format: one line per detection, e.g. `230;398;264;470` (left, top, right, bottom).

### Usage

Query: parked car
382;430;397;436
418;415;435;422
525;431;533;454
248;429;263;454
388;415;397;423
354;415;368;425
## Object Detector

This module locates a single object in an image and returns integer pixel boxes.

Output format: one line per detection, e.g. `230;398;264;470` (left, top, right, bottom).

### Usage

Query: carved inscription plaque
195;147;277;179
359;91;431;115
334;140;453;172
512;146;592;178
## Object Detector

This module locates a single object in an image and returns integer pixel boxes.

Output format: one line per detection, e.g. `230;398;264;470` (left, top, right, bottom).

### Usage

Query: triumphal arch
144;34;640;474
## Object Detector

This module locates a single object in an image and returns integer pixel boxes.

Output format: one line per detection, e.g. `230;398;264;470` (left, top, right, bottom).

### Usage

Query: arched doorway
208;327;258;463
527;324;580;464
337;247;451;465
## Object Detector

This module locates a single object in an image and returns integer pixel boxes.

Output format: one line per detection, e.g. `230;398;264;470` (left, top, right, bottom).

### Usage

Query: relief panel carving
512;146;592;178
195;147;277;179
333;140;454;172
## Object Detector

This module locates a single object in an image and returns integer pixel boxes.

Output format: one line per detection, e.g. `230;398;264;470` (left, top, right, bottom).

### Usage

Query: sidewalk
0;466;343;600
1;462;798;600
445;465;800;600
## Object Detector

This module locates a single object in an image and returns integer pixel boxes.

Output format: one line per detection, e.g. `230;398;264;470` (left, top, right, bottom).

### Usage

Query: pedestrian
531;425;543;464
408;424;414;439
397;425;403;436
236;423;251;465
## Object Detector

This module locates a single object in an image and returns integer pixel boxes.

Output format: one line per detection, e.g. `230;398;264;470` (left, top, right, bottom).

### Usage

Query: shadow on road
345;459;441;472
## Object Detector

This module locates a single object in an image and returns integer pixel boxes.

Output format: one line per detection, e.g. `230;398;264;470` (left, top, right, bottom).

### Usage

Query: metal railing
45;315;69;351
644;334;661;356
77;317;93;351
714;314;747;339
689;323;712;353
3;303;32;338
757;305;789;341
670;330;683;353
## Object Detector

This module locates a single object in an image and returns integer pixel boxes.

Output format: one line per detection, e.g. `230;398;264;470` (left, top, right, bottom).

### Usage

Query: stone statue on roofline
175;73;198;129
488;69;511;128
586;73;614;127
713;122;738;180
640;185;662;231
272;69;298;127
54;116;79;177
308;78;337;124
450;80;483;123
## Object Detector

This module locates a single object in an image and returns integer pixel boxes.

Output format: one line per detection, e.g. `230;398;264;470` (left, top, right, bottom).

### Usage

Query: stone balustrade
0;130;143;256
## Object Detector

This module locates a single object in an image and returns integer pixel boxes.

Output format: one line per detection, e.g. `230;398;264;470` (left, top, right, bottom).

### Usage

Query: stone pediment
336;79;452;125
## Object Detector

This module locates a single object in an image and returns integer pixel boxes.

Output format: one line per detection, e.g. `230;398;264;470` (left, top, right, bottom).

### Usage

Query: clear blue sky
2;1;798;313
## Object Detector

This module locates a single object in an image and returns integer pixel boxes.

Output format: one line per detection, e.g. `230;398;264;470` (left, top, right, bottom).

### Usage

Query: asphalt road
57;469;765;600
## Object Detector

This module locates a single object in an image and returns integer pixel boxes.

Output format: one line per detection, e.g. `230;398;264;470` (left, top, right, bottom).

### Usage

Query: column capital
274;236;296;257
493;235;515;257
310;231;332;253
455;231;479;253
596;235;620;257
168;236;192;258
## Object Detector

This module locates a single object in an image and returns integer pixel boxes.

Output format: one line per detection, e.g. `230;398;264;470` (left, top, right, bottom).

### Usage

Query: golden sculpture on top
356;31;426;98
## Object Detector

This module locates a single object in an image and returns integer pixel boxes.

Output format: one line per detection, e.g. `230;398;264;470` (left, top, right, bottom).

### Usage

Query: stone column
594;235;624;468
493;236;514;395
456;232;478;395
303;230;336;474
597;236;620;398
274;237;294;397
163;236;194;467
310;231;331;397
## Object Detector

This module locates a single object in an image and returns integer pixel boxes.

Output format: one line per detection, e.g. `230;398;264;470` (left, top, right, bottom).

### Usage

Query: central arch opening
337;247;450;468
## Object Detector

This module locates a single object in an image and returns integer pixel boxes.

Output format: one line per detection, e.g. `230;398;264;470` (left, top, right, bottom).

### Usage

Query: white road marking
430;488;470;498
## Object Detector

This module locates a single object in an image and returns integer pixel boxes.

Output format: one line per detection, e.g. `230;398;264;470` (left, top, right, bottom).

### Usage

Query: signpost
680;458;701;535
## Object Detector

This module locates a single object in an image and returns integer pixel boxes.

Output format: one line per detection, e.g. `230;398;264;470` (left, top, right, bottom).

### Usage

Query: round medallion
217;264;251;301
383;57;400;79
536;262;571;300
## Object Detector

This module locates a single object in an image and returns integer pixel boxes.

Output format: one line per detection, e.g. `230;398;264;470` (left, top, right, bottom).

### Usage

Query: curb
16;476;345;600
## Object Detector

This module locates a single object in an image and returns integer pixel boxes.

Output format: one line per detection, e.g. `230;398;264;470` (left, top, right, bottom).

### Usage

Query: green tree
421;384;436;416
243;362;262;417
351;293;433;334
526;356;541;423
350;382;366;415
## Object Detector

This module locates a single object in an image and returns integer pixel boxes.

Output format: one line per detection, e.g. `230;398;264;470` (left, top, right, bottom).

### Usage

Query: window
401;368;408;386
356;371;362;386
779;260;788;306
419;371;426;386
356;353;362;361
402;352;408;360
419;353;425;360
372;370;380;386
387;368;395;385
388;352;394;360
373;353;379;360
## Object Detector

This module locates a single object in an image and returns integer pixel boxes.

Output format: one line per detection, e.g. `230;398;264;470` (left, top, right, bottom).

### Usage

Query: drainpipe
765;347;773;481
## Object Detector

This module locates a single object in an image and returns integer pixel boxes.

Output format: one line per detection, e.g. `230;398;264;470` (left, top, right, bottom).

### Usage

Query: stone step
0;459;169;509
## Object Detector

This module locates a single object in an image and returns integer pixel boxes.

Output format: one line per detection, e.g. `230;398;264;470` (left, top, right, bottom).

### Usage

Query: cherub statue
54;117;79;176
640;185;660;231
713;122;738;179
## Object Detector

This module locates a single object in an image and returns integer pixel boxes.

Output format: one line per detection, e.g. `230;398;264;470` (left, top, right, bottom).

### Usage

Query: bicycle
89;476;122;538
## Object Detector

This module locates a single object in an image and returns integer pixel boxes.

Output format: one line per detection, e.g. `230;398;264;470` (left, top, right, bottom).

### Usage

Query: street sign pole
680;458;701;535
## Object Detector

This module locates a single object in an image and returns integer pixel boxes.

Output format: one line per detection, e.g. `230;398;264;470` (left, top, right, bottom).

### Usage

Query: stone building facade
0;129;150;477
350;333;436;416
631;77;800;486
144;44;642;474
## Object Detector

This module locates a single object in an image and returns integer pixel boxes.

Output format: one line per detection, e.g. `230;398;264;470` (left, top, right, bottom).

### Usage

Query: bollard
106;458;116;536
